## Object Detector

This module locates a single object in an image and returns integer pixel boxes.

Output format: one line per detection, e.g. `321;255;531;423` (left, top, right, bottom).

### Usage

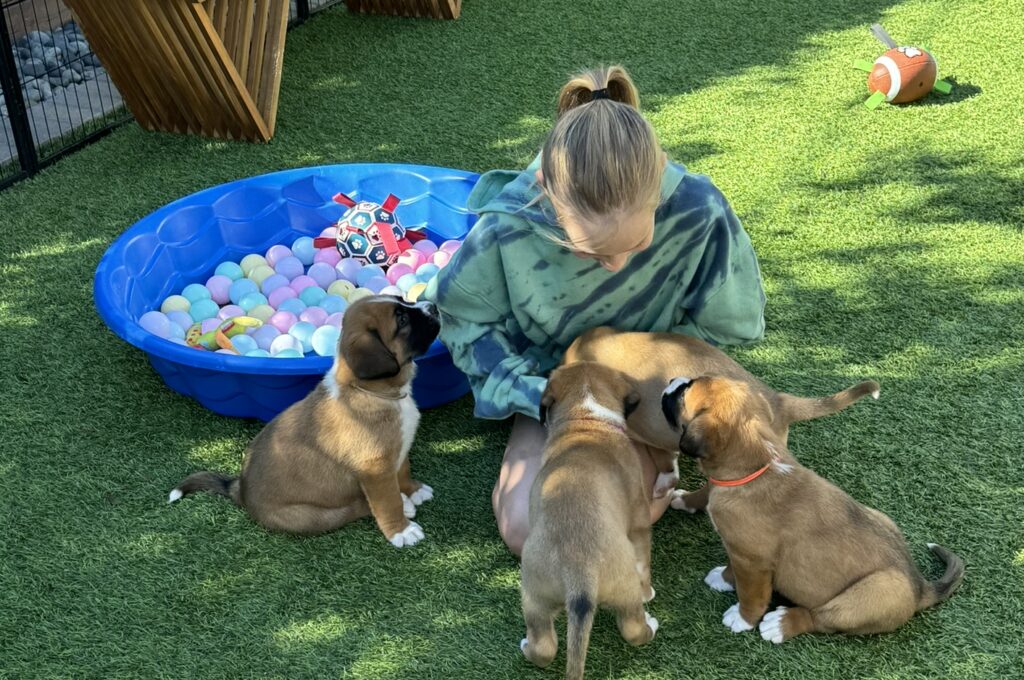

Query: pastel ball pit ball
328;280;355;299
217;304;245;321
240;254;267;277
239;292;268;313
274;348;303;359
249;304;276;323
413;240;438;255
265;245;292;268
229;278;258;305
364;276;390;294
278;298;307;315
161;295;190;314
268;286;297;308
313;248;341;267
249;265;276;287
289;321;317;353
300;307;328;327
325;312;344;328
430;251;451;268
167;310;193;332
356;265;386;288
380;285;403;297
347;288;374;303
230;335;258;355
251;325;281;350
307;263;337;289
201;318;221;334
386;263;414;284
299;286;327;307
181;283;211;303
246;349;271;358
336;258;362;282
312;325;340;357
261;273;290;296
292;237;316;265
269;311;299;333
190;298;220;322
439;240;462;255
396;273;419;293
139;311;171;338
205;275;233;304
215;261;244;280
275;256;304;281
406;282;428;302
320;295;347;315
290;275;317;294
270;334;303;355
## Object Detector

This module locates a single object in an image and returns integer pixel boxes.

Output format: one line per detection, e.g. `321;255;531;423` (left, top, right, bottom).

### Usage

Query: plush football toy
313;192;426;267
855;24;952;109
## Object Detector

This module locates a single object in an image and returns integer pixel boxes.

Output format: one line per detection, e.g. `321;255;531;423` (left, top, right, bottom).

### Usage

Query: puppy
169;296;440;547
565;326;881;510
660;375;964;642
520;362;658;680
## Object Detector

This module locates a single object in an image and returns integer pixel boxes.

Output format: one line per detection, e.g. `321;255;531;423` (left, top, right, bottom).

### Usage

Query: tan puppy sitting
520;362;658;680
660;375;964;642
169;296;440;547
565;326;881;510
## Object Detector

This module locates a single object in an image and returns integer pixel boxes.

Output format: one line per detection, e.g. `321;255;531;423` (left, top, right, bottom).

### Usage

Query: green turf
2;0;1023;677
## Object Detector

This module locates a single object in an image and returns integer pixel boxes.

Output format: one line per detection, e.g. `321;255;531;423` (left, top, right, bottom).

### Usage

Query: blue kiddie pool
94;163;479;421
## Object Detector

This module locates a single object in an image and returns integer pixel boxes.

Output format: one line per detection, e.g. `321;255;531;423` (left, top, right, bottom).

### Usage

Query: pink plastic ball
201;318;220;334
269;311;299;333
205;275;233;305
320;226;337;239
413;240;438;255
300;306;328;327
439;239;462;254
267;286;297;308
275;255;304;281
313;248;341;267
364;276;390;294
265;245;293;268
430;250;451;268
398;249;426;269
324;312;344;329
307;262;337;289
335;258;363;282
386;263;414;284
217;304;245;321
290;275;317;294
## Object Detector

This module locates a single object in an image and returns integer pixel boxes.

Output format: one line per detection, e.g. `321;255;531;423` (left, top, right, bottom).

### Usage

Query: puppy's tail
565;587;597;680
168;472;240;506
779;380;880;425
917;543;965;610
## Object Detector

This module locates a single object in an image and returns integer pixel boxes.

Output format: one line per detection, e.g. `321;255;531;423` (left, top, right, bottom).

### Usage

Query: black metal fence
1;0;342;192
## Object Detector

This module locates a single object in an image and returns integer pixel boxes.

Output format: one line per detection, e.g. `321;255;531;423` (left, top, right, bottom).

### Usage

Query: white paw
389;521;425;548
722;603;754;633
669;489;699;513
645;611;659;636
704;566;735;592
644;586;656;603
401;493;416;519
410;484;434;505
759;607;787;644
167;488;183;504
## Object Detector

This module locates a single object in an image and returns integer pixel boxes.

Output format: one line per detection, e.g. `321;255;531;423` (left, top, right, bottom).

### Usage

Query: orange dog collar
708;461;772;487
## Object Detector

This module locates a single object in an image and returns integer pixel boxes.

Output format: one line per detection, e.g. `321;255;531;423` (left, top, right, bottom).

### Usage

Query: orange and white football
868;46;937;104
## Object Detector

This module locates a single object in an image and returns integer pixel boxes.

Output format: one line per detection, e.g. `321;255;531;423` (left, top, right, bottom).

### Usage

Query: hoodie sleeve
671;189;766;346
424;219;546;421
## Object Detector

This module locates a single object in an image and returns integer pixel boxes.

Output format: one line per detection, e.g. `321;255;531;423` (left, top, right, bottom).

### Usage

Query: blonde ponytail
542;65;661;226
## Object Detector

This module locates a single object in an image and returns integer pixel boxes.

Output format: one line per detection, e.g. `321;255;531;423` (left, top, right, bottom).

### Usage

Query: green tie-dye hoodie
423;155;766;421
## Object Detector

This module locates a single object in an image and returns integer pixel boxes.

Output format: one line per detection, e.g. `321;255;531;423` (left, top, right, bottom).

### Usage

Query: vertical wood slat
344;0;460;19
64;0;289;142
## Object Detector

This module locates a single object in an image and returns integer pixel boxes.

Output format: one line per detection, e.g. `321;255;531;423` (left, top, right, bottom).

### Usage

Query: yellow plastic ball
248;264;275;286
240;254;268;277
161;295;191;314
248;304;275;323
405;282;428;302
347;288;374;303
328;279;356;300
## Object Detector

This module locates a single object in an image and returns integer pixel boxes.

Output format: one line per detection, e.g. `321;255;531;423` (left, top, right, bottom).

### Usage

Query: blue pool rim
94;162;480;419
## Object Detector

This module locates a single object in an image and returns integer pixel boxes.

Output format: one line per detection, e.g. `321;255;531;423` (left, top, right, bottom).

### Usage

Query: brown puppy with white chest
520;362;658;680
169;296;440;547
565;326;881;510
660;375;964;642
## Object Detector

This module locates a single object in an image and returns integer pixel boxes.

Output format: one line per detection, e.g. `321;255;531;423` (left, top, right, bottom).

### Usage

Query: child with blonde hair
425;66;766;555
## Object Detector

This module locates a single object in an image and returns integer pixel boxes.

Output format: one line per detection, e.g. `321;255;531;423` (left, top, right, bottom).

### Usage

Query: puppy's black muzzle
661;377;692;430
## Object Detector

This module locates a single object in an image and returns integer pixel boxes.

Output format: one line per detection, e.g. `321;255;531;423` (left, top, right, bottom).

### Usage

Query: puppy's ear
757;393;775;424
678;425;706;459
623;390;641;419
539;387;555;428
342;329;400;380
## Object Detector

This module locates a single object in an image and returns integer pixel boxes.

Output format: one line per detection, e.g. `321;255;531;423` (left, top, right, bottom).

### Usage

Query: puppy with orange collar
520;362;658;680
169;296;439;547
660;375;964;642
565;326;883;511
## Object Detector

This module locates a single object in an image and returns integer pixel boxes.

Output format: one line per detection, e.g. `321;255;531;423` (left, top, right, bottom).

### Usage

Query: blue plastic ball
415;263;440;280
181;283;212;303
274;348;303;358
319;295;348;315
245;349;272;358
312;325;340;357
215;261;244;281
168;323;186;340
396;273;419;293
356;264;386;287
229;278;259;304
230;335;258;355
238;292;269;313
299;286;327;307
139;311;171;338
278;297;307;314
288;321;317;353
189;298;220;322
292;236;316;265
261;273;290;296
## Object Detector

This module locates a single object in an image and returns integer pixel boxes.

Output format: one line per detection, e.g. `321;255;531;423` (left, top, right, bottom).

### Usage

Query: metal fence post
0;4;38;179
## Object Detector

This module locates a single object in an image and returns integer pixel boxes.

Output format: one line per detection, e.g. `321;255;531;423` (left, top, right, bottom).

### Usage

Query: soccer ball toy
313;192;426;267
855;24;952;109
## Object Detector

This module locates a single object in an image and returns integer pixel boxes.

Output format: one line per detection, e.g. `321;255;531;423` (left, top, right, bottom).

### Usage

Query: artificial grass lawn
2;0;1023;677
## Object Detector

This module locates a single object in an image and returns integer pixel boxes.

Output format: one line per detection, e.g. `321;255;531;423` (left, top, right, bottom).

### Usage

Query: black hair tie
590;88;610;100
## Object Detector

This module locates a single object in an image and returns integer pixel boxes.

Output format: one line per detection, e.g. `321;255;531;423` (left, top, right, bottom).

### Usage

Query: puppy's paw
704;566;735;592
759;607;788;644
410;483;434;505
669;489;699;513
644;611;659;636
643;585;656;603
401;493;416;519
653;472;679;499
389;521;425;548
722;603;754;633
